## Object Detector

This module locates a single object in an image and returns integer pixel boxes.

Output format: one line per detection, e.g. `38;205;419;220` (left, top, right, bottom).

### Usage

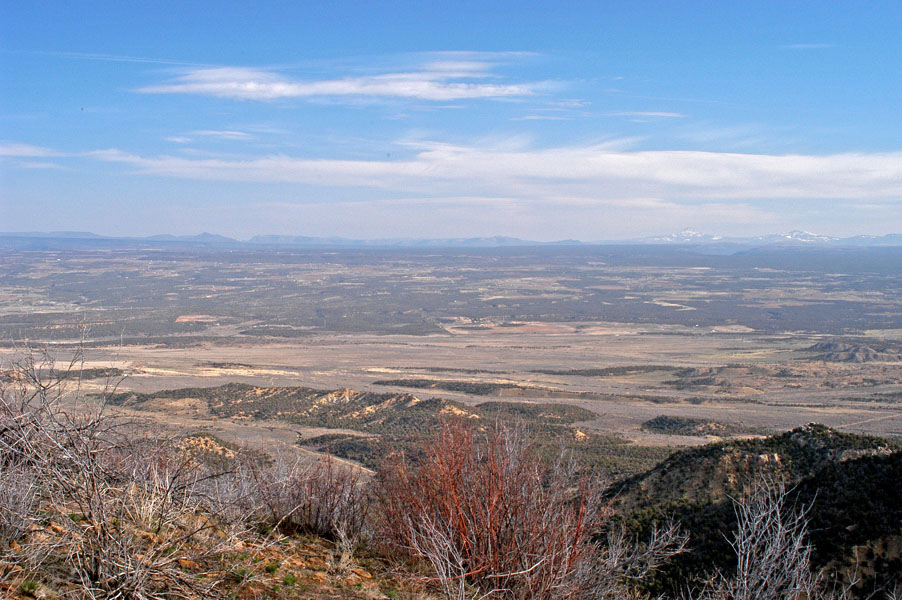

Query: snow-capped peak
645;228;718;243
779;230;838;243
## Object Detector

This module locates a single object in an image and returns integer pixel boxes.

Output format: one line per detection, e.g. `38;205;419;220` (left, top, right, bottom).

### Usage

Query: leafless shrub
0;347;76;470
588;519;687;599
248;452;370;546
378;419;685;600
696;478;852;600
404;510;475;600
62;438;243;598
193;452;262;525
0;347;242;599
0;464;38;541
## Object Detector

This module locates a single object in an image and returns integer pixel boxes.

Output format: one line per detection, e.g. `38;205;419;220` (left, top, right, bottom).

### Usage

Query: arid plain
2;241;901;460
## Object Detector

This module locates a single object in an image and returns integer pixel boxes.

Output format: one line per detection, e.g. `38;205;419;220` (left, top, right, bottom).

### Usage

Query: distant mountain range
2;229;902;249
638;228;902;247
246;234;584;248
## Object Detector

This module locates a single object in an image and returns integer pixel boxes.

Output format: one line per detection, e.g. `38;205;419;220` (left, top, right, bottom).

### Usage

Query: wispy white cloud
549;99;590;108
191;130;255;140
510;115;572;121
606;111;686;118
87;142;902;203
6;49;208;66
136;63;537;101
0;142;61;157
13;161;71;170
12;138;900;239
165;129;267;144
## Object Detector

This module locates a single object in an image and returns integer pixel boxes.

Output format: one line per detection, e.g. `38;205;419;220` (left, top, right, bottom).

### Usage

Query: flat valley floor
2;242;901;457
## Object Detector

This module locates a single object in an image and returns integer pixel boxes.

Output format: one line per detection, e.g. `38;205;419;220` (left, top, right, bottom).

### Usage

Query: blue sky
2;1;901;240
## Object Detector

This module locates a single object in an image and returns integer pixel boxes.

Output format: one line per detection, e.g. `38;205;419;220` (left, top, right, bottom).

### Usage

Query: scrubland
2;245;902;598
2;350;900;600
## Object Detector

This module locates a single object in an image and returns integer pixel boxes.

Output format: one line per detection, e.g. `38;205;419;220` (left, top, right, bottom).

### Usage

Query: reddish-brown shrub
378;419;612;600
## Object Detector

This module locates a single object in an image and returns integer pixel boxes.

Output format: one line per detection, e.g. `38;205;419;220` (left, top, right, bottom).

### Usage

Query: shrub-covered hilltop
613;424;902;596
2;355;901;599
